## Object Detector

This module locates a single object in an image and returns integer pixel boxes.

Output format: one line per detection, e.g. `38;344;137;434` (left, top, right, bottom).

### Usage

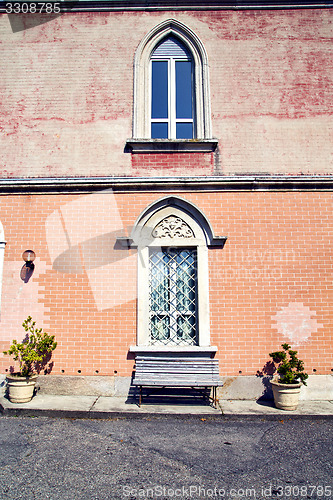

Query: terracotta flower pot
6;373;38;403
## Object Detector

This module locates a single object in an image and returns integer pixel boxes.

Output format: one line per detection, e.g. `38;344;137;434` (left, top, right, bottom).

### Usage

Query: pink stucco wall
1;9;332;178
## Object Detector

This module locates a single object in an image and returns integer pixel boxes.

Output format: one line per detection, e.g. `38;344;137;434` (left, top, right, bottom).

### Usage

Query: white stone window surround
128;19;217;153
120;196;227;352
137;208;209;347
0;221;6;318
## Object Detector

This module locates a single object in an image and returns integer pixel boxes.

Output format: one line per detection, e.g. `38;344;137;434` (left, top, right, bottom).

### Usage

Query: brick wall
131;153;214;175
0;191;331;377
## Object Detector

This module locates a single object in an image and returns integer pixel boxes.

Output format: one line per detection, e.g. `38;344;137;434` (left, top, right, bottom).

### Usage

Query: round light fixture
22;250;36;263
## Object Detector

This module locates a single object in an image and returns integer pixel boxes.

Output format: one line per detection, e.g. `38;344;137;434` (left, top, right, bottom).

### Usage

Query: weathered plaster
271;302;323;346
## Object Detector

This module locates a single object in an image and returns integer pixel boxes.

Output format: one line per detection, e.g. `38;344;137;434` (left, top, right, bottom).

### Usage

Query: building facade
0;1;332;399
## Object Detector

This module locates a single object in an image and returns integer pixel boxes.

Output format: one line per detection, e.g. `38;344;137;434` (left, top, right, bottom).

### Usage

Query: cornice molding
0;175;332;194
1;1;331;12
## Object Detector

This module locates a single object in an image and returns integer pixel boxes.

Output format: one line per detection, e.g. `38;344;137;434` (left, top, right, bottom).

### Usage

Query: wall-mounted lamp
20;249;36;282
22;250;36;264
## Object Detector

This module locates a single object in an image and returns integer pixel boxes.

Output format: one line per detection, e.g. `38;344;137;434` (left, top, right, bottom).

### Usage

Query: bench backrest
133;356;221;387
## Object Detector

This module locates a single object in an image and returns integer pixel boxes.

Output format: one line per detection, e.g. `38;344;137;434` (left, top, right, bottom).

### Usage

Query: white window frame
118;196;227;353
0;221;6;319
136;206;210;347
150;48;195;139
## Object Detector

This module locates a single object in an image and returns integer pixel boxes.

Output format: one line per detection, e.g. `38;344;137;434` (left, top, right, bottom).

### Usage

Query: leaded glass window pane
149;248;197;346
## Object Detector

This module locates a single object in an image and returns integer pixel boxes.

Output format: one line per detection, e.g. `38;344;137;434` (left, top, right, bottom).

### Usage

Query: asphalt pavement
0;414;332;500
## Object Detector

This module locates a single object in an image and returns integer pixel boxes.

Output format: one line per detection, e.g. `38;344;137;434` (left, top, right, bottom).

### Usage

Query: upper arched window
131;19;214;148
151;36;194;139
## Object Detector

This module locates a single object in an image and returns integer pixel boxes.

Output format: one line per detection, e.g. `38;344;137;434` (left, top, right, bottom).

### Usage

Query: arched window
151;36;194;139
0;221;6;318
119;196;227;350
131;19;214;147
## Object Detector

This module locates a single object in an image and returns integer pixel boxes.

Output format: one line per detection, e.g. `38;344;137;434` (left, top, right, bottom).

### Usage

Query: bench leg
139;386;142;407
210;387;219;408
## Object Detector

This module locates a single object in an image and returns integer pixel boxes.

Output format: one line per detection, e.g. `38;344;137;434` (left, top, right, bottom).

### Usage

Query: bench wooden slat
134;375;219;378
135;362;218;366
134;382;220;387
135;358;219;364
132;354;223;406
134;368;219;372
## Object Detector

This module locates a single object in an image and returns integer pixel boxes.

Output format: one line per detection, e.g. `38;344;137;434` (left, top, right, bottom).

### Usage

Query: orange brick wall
0;191;331;377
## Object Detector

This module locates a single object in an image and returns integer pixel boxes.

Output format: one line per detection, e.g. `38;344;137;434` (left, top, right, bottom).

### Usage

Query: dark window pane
176;61;193;119
152;61;168;119
152;122;168;139
176;122;193;139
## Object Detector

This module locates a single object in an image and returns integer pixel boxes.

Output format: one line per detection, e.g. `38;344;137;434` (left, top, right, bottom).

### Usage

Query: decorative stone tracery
152;216;194;239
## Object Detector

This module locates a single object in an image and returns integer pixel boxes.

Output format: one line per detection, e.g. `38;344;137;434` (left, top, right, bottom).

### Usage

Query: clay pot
6;373;37;403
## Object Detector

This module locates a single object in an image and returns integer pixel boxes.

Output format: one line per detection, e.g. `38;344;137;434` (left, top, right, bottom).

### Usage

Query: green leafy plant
3;316;57;377
269;343;308;385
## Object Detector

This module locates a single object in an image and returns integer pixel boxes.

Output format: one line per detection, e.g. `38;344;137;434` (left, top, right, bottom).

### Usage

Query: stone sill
126;138;218;153
129;345;218;355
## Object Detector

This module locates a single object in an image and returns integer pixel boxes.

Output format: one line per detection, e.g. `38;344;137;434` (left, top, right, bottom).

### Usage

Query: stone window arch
120;197;227;352
0;221;6;318
132;19;213;142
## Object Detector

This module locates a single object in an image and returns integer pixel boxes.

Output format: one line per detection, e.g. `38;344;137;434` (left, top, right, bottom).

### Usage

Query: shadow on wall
7;360;54;377
8;13;63;32
256;361;276;401
7;5;79;33
52;230;128;274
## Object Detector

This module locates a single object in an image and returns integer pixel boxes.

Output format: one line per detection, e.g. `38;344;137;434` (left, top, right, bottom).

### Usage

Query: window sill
129;345;217;354
126;138;218;153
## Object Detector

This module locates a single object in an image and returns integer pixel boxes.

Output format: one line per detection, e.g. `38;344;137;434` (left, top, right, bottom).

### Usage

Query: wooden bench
132;356;223;407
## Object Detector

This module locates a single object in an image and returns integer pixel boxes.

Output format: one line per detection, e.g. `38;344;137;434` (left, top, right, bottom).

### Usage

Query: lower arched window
149;247;197;345
0;221;6;318
118;196;227;349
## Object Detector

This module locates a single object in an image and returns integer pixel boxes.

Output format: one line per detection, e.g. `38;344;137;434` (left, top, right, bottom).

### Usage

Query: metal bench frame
132;356;223;407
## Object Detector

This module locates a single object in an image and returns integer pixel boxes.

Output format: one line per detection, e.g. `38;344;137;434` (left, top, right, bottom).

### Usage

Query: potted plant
3;316;57;403
269;343;308;411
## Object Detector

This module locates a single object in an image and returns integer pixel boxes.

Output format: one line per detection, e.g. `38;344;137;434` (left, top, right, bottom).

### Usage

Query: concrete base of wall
218;375;333;401
1;374;332;400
